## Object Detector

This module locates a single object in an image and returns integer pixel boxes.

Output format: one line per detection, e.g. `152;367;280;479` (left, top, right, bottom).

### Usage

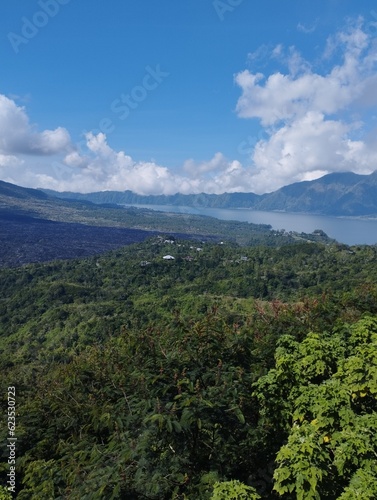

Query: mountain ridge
40;170;377;216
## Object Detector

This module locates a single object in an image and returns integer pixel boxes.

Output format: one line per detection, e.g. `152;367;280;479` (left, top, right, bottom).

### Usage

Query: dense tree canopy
1;238;377;498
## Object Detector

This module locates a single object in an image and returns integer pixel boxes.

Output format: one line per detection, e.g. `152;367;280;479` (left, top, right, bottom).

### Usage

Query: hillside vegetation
1;238;377;498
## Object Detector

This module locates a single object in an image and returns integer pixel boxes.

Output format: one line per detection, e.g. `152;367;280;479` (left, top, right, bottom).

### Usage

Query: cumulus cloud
32;131;180;194
0;95;71;157
183;152;230;176
234;18;377;192
0;113;249;194
0;154;22;168
33;133;250;195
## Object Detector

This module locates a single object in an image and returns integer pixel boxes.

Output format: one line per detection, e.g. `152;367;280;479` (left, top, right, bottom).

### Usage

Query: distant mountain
42;170;377;216
256;172;377;215
41;189;260;209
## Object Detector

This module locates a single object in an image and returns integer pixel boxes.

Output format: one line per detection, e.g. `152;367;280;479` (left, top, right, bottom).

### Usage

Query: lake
126;204;377;246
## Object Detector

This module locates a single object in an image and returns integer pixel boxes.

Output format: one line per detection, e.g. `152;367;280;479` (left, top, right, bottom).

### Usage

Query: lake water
126;204;377;246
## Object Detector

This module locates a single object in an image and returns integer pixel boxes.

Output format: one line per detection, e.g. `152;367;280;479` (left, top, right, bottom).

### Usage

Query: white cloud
0;154;22;168
0;121;253;195
235;58;361;126
250;111;375;192
33;133;249;195
64;151;89;169
183;152;230;176
34;128;71;155
234;18;377;192
0;95;71;157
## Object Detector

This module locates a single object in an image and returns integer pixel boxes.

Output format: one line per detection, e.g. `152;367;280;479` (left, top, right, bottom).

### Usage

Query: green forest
1;236;377;499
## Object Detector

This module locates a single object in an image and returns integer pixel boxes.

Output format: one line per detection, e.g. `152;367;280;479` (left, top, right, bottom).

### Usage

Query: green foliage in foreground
255;317;377;499
0;487;12;500
0;238;377;498
2;313;376;499
211;480;261;499
3;313;262;498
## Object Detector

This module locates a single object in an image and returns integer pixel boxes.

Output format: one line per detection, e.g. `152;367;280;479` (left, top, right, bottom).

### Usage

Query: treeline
0;238;377;498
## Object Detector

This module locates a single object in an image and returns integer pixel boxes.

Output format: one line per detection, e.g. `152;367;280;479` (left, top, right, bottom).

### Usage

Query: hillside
43;170;377;216
0;180;332;267
0;210;158;267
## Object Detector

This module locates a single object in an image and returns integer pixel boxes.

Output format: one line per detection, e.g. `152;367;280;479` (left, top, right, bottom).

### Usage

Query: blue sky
1;0;377;194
